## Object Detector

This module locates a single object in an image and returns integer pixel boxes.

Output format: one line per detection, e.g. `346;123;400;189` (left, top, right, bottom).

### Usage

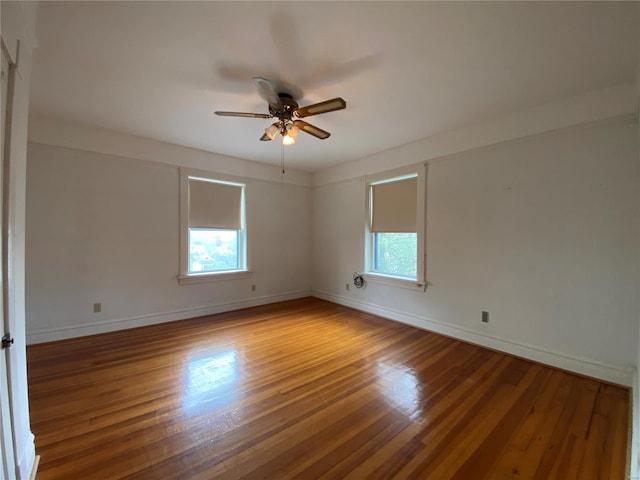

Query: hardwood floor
27;297;629;479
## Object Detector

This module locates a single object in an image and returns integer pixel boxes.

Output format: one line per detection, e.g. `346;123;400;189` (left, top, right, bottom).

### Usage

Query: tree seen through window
373;232;417;278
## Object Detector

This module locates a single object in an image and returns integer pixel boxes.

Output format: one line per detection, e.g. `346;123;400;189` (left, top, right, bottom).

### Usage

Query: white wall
313;118;639;386
28;117;312;187
25;142;312;342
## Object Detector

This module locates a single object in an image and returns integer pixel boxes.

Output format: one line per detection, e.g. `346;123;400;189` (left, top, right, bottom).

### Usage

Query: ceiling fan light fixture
264;124;279;140
282;133;296;145
282;123;299;145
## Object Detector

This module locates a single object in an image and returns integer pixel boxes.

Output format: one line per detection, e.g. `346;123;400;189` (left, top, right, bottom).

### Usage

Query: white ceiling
30;1;638;172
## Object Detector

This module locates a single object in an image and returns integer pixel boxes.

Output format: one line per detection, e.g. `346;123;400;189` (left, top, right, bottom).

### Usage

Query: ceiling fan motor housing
269;93;298;121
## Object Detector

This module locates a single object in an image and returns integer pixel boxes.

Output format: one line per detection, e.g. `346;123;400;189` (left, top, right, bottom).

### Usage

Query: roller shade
370;177;417;233
189;179;243;230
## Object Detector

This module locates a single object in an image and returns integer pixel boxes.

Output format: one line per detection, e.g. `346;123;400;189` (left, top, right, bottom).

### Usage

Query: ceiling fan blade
215;111;272;119
293;120;331;139
260;132;272;141
294;97;346;118
252;77;284;111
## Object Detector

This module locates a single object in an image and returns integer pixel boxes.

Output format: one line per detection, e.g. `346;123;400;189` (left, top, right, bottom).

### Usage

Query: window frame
178;168;252;285
364;163;427;291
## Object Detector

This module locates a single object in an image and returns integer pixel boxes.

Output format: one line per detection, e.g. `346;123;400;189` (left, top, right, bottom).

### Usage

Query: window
365;164;426;290
373;232;417;278
179;169;251;284
189;229;239;273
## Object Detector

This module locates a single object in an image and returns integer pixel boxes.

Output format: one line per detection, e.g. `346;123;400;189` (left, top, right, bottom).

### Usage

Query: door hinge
2;334;14;349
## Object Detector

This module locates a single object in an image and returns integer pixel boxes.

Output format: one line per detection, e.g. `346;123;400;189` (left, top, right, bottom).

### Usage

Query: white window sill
178;270;253;285
363;272;427;291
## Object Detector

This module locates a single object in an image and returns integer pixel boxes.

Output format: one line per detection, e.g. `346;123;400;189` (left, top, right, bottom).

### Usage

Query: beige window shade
371;177;417;233
189;179;242;230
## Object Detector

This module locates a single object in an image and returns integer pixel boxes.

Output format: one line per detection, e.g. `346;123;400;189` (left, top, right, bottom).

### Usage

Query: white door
0;43;16;480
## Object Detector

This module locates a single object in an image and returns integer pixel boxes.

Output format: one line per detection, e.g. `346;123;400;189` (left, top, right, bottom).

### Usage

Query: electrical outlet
251;284;256;292
346;283;350;291
93;303;102;313
482;311;489;323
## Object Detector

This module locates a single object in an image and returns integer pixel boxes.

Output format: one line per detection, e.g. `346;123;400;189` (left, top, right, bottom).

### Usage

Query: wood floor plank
488;369;569;479
27;297;630;479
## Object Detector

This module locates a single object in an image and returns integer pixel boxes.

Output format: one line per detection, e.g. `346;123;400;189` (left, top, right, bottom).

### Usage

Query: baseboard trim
17;433;36;480
29;455;40;480
312;289;633;387
26;290;312;344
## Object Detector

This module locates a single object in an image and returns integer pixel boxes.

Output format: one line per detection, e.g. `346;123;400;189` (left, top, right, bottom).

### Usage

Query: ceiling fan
215;77;346;145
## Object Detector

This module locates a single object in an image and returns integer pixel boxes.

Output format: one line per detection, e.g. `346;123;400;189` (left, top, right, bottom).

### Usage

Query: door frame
0;37;17;480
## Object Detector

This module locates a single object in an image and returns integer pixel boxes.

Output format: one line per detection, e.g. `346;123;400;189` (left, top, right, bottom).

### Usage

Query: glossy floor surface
28;298;629;479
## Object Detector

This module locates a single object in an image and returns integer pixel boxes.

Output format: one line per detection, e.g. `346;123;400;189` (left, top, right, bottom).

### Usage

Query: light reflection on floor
183;349;240;411
376;361;422;416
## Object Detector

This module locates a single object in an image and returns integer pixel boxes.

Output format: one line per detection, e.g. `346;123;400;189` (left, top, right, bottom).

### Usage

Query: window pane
189;229;239;273
374;233;417;278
